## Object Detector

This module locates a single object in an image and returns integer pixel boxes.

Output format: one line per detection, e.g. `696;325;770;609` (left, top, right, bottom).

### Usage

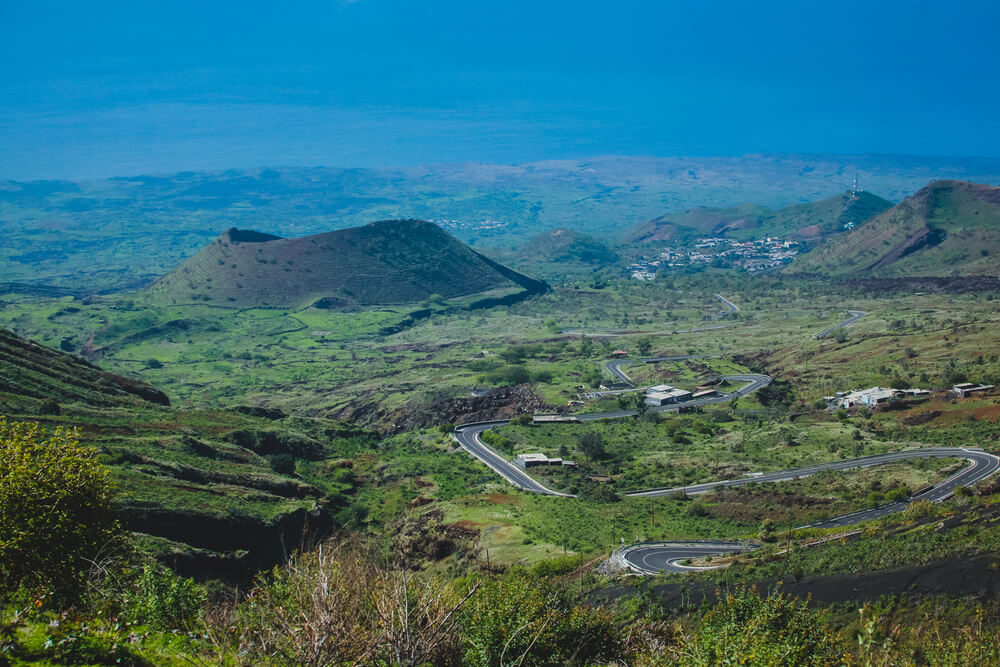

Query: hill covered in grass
623;190;893;243
0;328;372;580
0;328;170;411
144;219;547;308
488;228;621;279
790;180;1000;277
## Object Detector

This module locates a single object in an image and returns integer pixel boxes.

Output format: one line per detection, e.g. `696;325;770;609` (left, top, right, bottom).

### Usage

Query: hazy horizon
3;0;999;180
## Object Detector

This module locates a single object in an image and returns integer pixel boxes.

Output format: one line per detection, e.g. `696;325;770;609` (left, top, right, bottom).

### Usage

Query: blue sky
1;0;998;179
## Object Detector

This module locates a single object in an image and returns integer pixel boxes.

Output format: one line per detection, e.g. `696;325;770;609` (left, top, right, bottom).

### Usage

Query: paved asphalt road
455;300;993;575
454;406;1000;573
712;294;740;318
815;309;867;339
603;355;708;386
623;447;1000;573
453;374;772;497
451;421;576;497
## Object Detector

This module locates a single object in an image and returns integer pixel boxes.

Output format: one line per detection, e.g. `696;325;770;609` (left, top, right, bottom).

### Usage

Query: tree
0;419;118;600
632;392;649;416
637;338;652;356
577;431;607;460
758;518;776;542
510;413;533;426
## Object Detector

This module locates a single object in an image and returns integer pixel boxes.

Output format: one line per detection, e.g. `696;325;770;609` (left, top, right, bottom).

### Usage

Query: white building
513;453;577;469
645;388;693;406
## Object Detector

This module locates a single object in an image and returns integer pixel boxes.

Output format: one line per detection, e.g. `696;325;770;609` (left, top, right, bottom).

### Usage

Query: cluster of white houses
825;386;930;409
826;383;995;410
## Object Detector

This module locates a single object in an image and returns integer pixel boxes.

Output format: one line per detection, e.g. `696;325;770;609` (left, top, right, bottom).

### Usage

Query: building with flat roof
513;453;578;469
831;385;929;409
954;383;995;398
645;388;693;406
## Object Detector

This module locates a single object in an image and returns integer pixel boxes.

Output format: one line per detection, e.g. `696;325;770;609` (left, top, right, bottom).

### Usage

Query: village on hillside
629;237;800;279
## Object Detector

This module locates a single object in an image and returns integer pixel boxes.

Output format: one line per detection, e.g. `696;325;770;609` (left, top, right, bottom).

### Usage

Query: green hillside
790;180;1000;277
0;328;170;411
623;191;893;243
488;228;620;279
143;219;547;308
0;328;371;580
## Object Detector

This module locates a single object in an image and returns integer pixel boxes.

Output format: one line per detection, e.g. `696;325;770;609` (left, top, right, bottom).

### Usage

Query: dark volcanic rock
341;384;554;434
230;405;288;420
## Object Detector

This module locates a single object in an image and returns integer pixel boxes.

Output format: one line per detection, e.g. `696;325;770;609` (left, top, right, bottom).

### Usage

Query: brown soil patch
485;493;519;505
974;405;1000;421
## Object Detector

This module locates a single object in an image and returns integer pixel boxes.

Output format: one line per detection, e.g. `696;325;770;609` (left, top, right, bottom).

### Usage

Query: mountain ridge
623;190;894;244
789;180;1000;277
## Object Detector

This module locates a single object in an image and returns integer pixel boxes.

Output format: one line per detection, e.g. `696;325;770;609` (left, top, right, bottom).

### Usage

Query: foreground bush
210;541;472;666
0;418;117;601
461;569;622;666
660;588;840;666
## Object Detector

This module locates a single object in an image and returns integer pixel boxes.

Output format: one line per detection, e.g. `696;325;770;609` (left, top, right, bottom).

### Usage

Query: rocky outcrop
337;385;555;434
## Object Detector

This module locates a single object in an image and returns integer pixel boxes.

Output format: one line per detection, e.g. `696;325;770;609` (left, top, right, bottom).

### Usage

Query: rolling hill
623;191;893;244
0;328;170;411
488;228;620;279
144;220;548;308
0;328;369;581
790;180;1000;277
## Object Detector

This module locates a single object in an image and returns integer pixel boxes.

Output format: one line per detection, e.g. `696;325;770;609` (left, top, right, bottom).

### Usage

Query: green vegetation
143;220;547;308
489;228;621;280
4;217;1000;665
0;419;117;601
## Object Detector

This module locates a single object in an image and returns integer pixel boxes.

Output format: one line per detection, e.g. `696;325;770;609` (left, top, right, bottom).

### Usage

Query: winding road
623;446;1000;573
453;372;999;575
603;354;708;387
453;297;997;575
453;373;772;497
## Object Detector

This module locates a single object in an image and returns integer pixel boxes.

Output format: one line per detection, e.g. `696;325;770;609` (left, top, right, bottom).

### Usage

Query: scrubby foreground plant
208;541;474;666
0;418;118;602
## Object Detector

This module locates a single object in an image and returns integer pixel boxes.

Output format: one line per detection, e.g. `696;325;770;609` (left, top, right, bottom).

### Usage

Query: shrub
902;500;938;522
577;431;607;460
214;541;468;666
674;588;840;666
122;566;205;631
0;419;118;601
461;569;621;666
885;487;910;502
510;413;533;426
267;453;296;475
